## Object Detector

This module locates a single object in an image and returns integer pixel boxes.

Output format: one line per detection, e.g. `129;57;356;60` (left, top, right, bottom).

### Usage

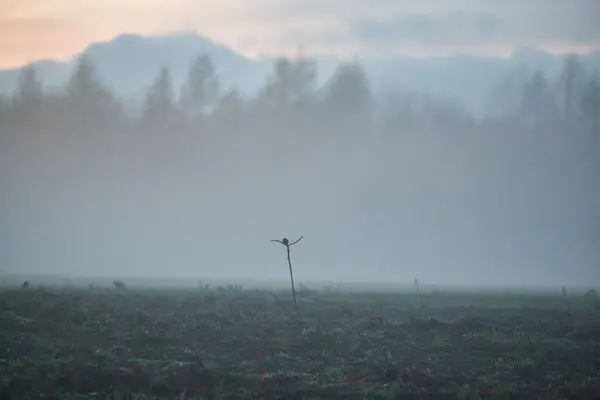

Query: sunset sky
1;0;599;68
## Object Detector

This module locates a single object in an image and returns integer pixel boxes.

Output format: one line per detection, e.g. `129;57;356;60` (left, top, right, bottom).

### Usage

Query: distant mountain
0;32;598;114
0;32;271;104
80;33;270;98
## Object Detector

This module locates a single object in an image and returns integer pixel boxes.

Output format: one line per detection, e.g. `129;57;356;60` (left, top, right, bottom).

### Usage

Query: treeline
1;53;599;138
0;52;598;198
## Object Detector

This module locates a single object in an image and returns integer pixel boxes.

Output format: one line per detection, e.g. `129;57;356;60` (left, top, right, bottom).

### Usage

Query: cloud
519;1;600;44
271;1;600;57
211;0;600;58
350;12;505;47
0;0;599;68
347;1;600;48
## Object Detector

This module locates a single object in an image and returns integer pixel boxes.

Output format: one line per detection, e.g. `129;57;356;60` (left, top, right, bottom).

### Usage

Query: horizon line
1;273;595;291
1;30;598;71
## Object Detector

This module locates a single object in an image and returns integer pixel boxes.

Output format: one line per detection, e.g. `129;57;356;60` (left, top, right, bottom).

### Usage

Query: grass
1;284;599;399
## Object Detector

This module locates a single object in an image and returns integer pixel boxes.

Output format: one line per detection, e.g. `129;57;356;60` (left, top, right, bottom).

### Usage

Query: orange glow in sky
0;0;598;69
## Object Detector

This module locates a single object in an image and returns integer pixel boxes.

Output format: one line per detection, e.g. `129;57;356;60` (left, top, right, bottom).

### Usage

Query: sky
1;0;600;68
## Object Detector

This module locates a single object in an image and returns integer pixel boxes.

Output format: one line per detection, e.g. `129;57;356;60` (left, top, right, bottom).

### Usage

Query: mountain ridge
1;32;598;113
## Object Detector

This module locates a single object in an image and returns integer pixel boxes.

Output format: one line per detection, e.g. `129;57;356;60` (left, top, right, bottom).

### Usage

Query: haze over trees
1;51;598;286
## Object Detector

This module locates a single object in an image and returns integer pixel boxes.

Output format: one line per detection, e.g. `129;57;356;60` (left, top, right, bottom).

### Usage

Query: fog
1;53;598;288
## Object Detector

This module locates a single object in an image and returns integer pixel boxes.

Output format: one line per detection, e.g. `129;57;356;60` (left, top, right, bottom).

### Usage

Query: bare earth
1;286;599;399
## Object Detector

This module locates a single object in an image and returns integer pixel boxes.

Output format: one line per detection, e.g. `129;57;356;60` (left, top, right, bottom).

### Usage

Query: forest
2;53;599;140
0;53;599;283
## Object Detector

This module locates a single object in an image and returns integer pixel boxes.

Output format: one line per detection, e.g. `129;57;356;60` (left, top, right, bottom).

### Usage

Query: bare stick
271;236;303;310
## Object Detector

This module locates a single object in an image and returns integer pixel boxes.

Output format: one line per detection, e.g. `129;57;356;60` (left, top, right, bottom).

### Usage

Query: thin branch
270;235;304;312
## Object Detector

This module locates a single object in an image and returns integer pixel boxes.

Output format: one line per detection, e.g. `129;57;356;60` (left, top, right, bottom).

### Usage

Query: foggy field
2;3;600;399
1;285;599;399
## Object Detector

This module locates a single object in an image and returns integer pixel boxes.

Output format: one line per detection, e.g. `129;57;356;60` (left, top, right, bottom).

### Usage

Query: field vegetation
1;282;599;399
